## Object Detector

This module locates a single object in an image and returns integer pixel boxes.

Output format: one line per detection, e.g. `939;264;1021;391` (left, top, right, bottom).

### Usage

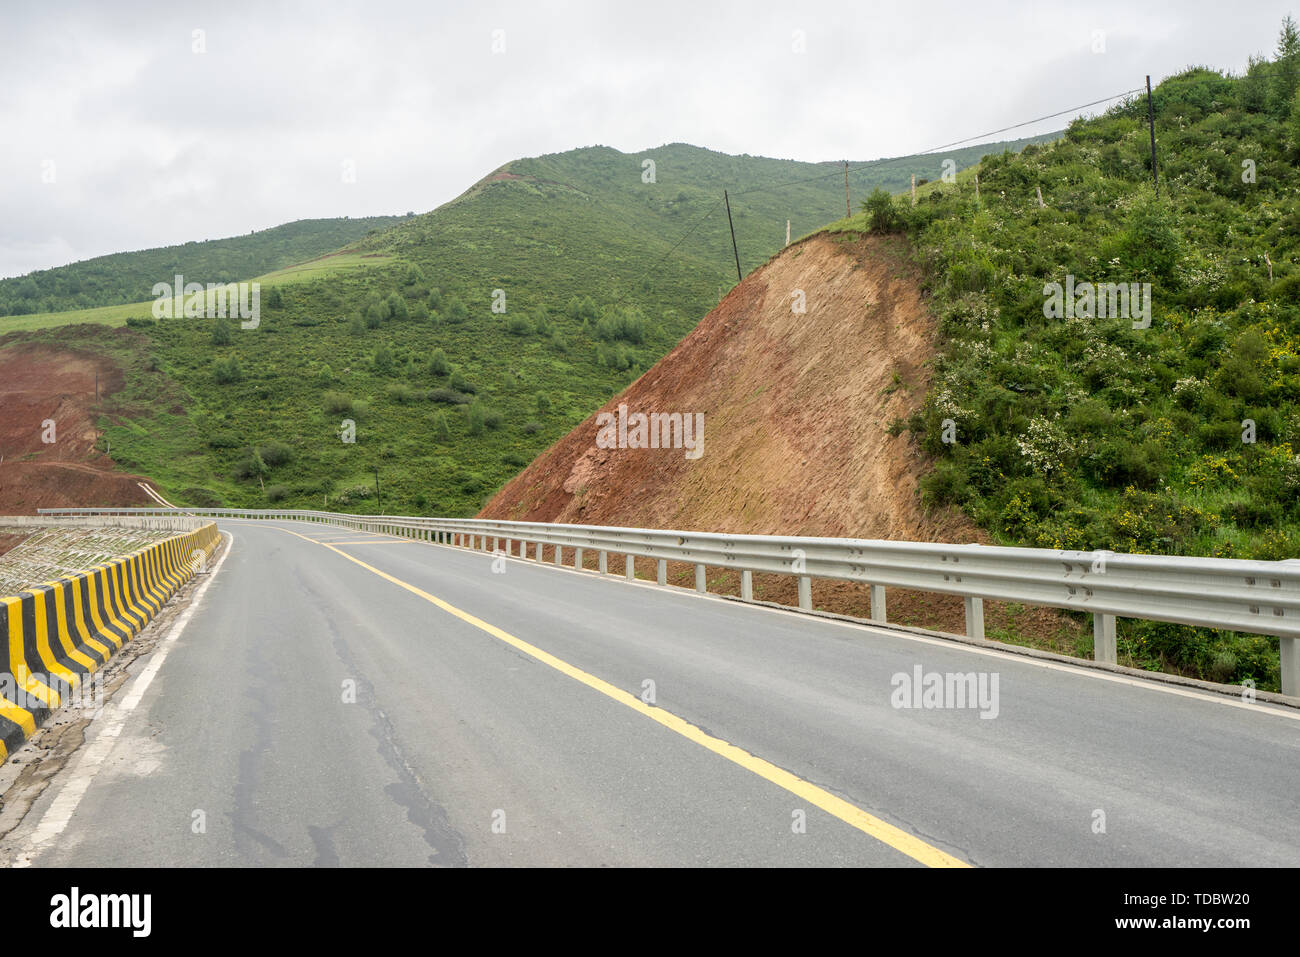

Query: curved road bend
4;519;1298;867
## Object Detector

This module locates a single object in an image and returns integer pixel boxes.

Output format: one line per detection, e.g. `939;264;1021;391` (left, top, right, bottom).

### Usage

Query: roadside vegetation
831;17;1300;688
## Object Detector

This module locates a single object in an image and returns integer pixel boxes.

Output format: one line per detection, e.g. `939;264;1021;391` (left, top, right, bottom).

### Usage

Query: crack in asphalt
326;620;468;867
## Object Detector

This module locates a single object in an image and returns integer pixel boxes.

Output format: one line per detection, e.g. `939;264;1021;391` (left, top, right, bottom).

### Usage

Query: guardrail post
599;550;607;574
869;585;887;623
797;576;811;610
741;570;753;601
657;559;667;586
695;564;706;593
1280;637;1298;696
626;555;635;580
535;542;543;561
964;597;984;640
554;546;563;565
1094;613;1117;665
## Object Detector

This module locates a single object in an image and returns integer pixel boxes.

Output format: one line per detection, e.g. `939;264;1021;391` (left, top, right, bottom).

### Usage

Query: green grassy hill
832;19;1300;687
0;216;406;315
1;135;1054;520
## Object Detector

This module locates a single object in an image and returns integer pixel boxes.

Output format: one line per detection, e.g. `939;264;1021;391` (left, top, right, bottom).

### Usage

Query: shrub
862;188;905;234
213;356;243;384
386;292;408;321
386;382;414;403
449;370;478;394
233;450;269;480
432;410;452;440
464;400;487;436
429;387;470;405
595;306;647;344
506;315;531;336
371;345;395;375
445;296;469;323
265;484;289;503
322;391;353;414
211;321;233;345
427;349;451;376
257;439;293;467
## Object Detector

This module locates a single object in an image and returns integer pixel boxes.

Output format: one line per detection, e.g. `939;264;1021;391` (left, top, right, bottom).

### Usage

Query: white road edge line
435;536;1300;723
11;530;235;867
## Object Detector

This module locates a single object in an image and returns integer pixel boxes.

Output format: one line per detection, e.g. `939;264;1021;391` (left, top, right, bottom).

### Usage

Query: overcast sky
0;0;1291;279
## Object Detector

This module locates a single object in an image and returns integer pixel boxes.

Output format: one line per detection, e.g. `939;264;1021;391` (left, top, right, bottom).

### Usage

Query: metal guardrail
40;506;1300;695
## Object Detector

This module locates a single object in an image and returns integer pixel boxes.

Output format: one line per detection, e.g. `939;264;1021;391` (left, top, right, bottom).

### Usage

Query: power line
732;85;1144;197
610;83;1152;307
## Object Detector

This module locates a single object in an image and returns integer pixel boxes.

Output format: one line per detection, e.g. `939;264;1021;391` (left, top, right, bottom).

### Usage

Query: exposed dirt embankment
0;342;153;514
481;233;1082;646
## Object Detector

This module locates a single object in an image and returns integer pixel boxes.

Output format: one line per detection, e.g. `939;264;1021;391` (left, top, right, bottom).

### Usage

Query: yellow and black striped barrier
0;522;221;761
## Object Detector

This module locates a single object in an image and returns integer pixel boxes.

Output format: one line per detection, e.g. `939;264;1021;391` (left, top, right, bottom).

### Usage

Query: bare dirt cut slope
482;233;1083;648
0;342;153;515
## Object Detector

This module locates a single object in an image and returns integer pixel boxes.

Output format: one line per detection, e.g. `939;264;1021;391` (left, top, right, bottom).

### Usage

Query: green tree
464;399;486;436
445;296;469;323
427;348;451;376
862;188;904;234
433;410;452;441
1289;88;1300;159
1274;15;1300;115
213;356;243;383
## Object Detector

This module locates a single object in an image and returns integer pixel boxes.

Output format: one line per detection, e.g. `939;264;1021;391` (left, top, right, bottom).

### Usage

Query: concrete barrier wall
0;522;221;760
0;515;206;531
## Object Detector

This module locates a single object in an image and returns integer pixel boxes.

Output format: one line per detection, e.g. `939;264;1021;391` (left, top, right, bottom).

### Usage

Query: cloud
0;0;1290;277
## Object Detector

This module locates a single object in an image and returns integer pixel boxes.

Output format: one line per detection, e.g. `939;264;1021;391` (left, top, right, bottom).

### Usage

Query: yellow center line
269;523;968;868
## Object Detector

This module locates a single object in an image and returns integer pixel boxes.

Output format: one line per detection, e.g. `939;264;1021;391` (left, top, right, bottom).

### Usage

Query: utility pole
844;162;851;217
785;219;790;247
974;174;980;206
1146;75;1159;197
723;190;742;283
911;174;917;207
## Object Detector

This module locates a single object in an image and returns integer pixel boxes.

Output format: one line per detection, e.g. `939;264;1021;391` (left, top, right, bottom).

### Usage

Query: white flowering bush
1016;415;1075;475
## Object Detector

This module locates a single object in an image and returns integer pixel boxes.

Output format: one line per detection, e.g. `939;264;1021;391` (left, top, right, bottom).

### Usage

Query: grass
824;34;1300;689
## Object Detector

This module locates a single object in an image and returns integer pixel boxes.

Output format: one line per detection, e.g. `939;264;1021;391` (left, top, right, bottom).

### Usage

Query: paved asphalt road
3;520;1298;867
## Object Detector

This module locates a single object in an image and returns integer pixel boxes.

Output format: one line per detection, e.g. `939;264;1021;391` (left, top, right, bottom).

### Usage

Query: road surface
3;520;1298;867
